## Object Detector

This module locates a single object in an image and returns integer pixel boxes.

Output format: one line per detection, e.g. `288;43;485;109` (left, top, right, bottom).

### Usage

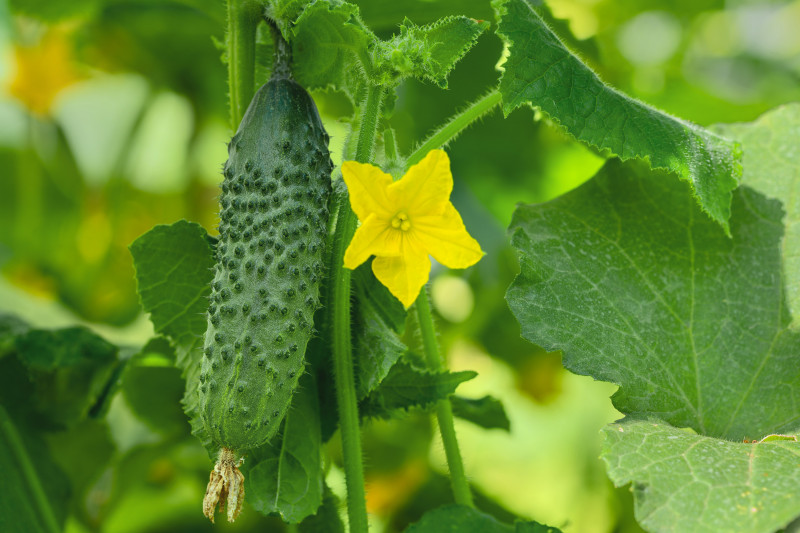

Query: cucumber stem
415;290;474;507
330;84;384;533
405;90;501;170
267;19;292;80
226;0;261;127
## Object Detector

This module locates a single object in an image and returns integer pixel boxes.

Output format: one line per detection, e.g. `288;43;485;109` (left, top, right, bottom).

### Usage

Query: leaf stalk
415;290;474;507
405;90;501;169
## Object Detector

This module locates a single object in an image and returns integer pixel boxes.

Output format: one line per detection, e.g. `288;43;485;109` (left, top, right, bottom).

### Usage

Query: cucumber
199;74;332;455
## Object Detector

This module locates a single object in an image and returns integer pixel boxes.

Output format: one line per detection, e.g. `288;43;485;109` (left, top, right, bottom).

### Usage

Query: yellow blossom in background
9;29;81;116
342;149;484;308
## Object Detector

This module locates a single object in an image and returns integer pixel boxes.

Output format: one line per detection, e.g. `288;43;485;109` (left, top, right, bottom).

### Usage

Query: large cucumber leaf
492;0;742;232
507;105;800;532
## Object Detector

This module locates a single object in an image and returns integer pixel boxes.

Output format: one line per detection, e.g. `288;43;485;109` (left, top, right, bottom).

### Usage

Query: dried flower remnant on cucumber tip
203;447;244;523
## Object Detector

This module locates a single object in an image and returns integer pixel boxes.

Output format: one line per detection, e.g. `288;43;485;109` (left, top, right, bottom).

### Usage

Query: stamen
391;212;411;231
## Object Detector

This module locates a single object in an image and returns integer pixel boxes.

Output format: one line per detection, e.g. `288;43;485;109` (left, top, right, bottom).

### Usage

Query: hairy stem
405;90;501;169
0;406;60;533
415;290;474;507
330;84;384;533
227;0;261;127
355;86;385;163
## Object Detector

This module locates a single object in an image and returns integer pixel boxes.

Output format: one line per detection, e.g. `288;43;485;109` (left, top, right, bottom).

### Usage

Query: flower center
391;211;411;231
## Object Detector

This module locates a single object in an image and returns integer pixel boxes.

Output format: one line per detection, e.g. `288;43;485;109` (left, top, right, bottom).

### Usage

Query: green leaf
129;220;215;366
361;362;476;417
353;310;407;400
292;1;487;101
713;104;800;322
0;313;29;357
601;418;800;533
508;105;800;532
244;373;323;523
450;395;510;431
121;338;188;435
0;404;69;533
492;0;742;232
372;16;489;88
404;504;561;533
266;0;312;38
298;483;345;533
15;327;119;428
130;220;217;454
353;261;407;334
353;263;408;399
291;0;374;98
507;158;797;439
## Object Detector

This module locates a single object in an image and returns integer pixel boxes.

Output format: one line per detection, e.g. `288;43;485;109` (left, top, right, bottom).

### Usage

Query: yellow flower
342;149;484;308
9;29;81;116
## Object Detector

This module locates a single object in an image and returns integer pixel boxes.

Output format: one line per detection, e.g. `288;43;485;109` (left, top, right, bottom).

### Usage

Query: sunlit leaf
602;419;800;533
493;0;742;231
508;158;797;439
713;104;800;321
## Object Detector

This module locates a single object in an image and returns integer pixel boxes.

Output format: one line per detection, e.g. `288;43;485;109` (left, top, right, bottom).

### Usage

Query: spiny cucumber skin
199;78;332;453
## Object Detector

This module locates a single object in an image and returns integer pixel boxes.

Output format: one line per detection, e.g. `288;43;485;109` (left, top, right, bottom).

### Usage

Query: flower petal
388;149;452;217
412;203;484;269
371;236;431;309
343;214;402;269
342;160;394;221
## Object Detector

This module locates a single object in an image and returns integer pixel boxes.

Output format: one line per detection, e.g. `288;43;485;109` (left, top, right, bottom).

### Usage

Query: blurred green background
1;0;799;531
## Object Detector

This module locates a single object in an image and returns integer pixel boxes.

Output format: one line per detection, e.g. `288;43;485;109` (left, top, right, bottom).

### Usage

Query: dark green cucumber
199;74;332;453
